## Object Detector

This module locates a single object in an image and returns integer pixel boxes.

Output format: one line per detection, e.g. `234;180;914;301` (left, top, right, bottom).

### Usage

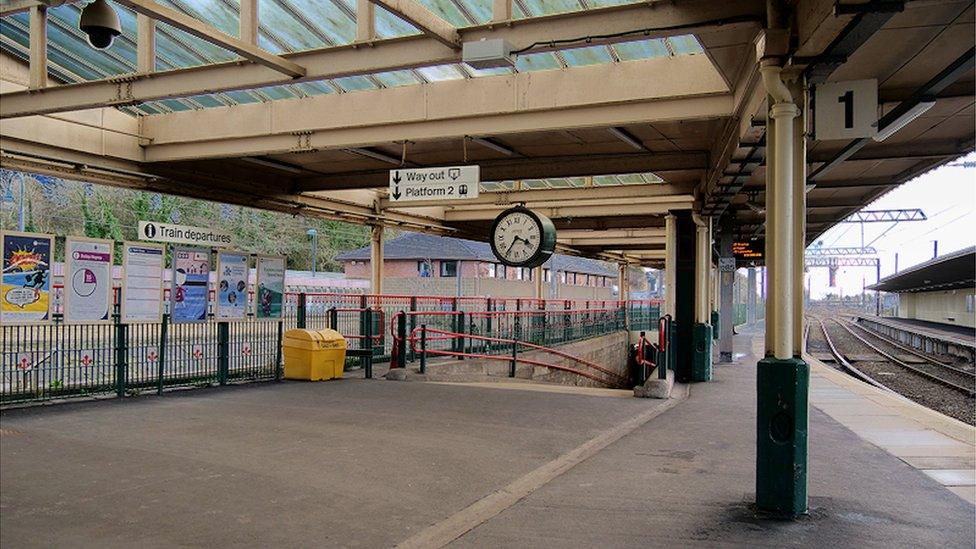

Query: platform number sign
814;79;878;140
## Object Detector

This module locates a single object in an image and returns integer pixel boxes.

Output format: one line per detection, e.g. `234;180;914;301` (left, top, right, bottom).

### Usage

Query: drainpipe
760;61;797;360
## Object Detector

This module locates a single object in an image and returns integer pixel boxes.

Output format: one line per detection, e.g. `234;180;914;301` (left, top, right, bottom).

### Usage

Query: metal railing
3;292;663;406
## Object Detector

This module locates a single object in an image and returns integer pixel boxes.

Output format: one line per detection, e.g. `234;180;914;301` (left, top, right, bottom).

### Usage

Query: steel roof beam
112;0;305;78
368;0;460;49
0;0;763;118
443;196;693;221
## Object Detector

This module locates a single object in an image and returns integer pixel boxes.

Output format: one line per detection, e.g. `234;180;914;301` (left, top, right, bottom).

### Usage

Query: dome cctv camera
79;0;121;50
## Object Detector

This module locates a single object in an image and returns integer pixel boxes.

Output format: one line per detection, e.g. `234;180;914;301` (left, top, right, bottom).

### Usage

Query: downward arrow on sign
392;171;402;200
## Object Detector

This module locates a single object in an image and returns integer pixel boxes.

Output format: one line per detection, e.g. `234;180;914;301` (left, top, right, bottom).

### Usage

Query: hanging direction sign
388;166;480;202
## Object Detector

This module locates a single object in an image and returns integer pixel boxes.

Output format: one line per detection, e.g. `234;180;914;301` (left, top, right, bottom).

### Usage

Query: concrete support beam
368;0;459;49
112;0;306;78
240;0;257;45
370;224;384;294
356;0;375;42
137;13;155;73
28;5;46;89
664;213;677;317
618;263;628;302
0;1;760;118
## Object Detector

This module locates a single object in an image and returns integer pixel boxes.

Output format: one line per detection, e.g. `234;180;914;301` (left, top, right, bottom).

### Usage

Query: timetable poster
255;255;285;320
121;242;165;323
64;237;114;324
171;246;211;323
0;231;53;325
216;251;248;320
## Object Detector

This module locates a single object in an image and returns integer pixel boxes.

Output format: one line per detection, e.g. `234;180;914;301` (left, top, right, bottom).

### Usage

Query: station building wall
896;289;976;328
343;259;615;300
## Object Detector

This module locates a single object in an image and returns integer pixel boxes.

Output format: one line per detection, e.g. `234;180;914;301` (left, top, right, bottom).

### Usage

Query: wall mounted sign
171;246;211;323
63;237;114;324
139;220;233;248
121;242;165;324
0;231;53;325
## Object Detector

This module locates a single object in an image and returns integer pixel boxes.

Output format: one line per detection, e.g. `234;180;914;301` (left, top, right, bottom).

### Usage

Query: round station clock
489;206;557;268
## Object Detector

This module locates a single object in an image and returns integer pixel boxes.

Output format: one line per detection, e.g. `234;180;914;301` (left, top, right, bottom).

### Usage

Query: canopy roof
868;246;976;293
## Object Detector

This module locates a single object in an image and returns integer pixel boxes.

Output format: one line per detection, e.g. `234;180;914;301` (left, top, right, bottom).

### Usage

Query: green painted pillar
692;323;712;382
711;310;720;339
674;211;696;383
756;357;809;517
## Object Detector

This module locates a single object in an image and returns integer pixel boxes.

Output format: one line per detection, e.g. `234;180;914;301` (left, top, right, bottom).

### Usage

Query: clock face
493;211;542;265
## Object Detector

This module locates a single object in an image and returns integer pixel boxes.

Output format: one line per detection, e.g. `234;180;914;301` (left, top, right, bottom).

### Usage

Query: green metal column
114;316;128;398
692;323;712;382
296;293;307;329
673;211;696;383
756;357;809;516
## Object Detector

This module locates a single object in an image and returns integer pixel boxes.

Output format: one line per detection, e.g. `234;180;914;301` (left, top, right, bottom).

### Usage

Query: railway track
834;317;975;397
806;313;975;425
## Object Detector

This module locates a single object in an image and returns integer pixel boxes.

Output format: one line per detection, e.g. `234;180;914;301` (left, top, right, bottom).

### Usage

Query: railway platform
2;325;973;547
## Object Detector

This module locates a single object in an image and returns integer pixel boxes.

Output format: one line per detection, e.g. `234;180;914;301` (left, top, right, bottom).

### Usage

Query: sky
804;151;976;299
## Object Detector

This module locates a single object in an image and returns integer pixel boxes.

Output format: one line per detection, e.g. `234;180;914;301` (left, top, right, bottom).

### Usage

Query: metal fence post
363;308;373;379
329;307;338;331
396;311;407;369
217;321;229;386
157;314;169;395
275;320;284;382
296;293;307;329
419;324;427;374
114;315;128;398
563;301;571;343
456;311;465;361
638;330;647;385
409;296;417;362
510;336;518;377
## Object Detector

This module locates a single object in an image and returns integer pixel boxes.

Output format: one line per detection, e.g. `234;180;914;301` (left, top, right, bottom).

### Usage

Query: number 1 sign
814;79;878;140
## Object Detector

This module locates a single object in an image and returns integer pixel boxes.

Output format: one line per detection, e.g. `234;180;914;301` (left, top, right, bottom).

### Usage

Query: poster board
121;241;165;324
215;250;249;320
171;246;211;323
0;230;53;325
255;255;285;320
63;237;114;324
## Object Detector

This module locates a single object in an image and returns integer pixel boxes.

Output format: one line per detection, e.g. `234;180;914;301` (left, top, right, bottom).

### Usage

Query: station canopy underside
1;0;973;267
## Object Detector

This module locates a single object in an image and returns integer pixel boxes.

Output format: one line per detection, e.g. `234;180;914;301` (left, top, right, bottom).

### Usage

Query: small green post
296;293;307;329
692;323;712;382
274;320;284;382
363;308;373;379
456;311;465;361
396;312;407;369
217;321;230;385
157;314;169;395
114;316;128;398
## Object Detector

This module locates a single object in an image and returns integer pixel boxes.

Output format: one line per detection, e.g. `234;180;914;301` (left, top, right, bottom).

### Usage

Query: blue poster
216;251;248;319
171;247;210;323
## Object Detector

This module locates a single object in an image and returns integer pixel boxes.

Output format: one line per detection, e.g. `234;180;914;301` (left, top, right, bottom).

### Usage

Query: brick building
337;233;618;299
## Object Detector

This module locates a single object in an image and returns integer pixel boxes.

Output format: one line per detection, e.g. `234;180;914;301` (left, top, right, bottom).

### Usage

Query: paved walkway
2;326;973;547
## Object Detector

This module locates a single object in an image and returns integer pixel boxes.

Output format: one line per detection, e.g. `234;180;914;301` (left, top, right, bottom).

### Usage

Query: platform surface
2;327;974;547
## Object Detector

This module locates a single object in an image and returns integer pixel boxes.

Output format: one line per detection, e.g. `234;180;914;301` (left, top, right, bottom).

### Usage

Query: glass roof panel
515;0;583;18
416;65;464;82
373;70;424;88
667;35;704;55
334;75;379;92
292;0;358;45
560;44;613;66
414;0;472;26
514;51;562;72
614;38;670;61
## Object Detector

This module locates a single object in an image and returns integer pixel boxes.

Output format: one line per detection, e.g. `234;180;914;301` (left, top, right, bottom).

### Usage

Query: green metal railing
3;292;663;407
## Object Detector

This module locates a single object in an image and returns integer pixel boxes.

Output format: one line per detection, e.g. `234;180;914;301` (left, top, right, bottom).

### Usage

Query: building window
525;268;533;282
559;271;566;284
486;263;496;278
418;261;433;278
544;269;551;283
967;294;975;313
497;264;507;279
440;260;458;277
514;268;524;281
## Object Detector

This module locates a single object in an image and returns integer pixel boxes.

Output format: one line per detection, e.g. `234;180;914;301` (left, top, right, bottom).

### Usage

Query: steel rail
814;316;893;392
848;319;975;379
831;318;975;397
